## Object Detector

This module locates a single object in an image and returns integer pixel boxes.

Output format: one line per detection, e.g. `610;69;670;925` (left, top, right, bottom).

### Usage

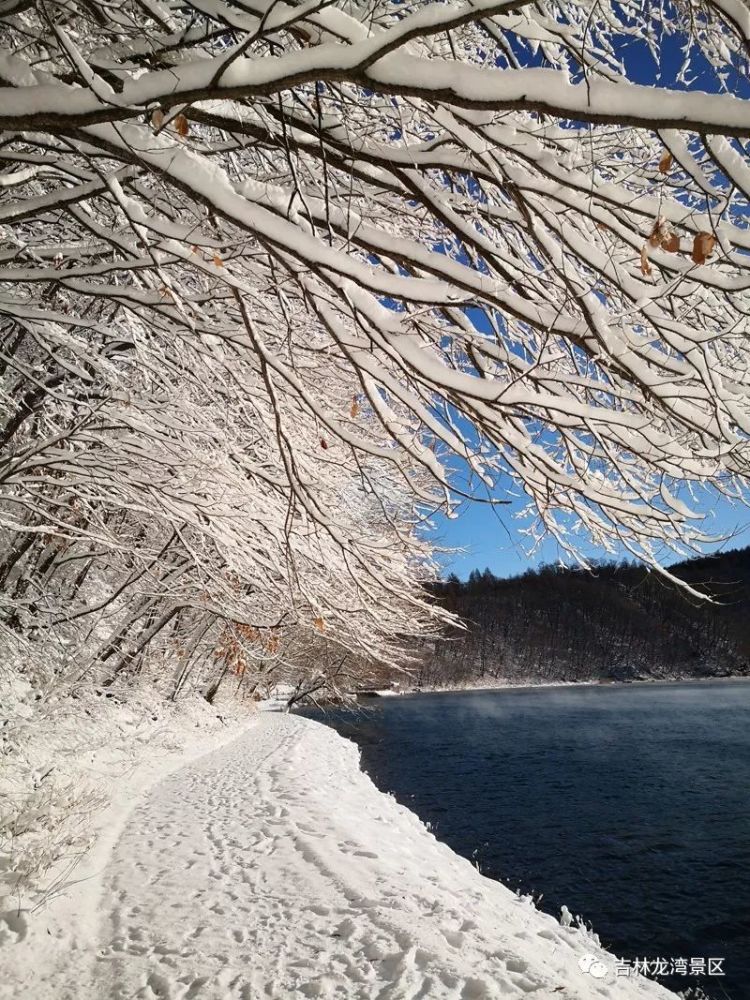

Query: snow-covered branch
2;0;750;697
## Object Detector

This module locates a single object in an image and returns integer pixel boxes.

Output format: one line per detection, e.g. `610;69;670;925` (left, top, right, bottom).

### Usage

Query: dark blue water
304;681;750;999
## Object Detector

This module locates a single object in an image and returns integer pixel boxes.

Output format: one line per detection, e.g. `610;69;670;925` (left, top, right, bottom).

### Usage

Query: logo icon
579;954;609;979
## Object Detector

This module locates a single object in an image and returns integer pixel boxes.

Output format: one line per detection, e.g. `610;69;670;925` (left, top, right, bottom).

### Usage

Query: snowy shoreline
4;711;679;999
367;673;750;699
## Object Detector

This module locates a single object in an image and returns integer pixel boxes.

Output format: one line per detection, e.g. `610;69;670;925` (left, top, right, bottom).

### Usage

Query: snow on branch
1;0;750;694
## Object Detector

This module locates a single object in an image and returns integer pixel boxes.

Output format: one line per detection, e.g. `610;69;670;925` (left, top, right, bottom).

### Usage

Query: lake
303;680;750;999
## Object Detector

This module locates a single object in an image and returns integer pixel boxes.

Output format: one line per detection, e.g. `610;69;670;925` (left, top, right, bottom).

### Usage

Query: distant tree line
414;548;750;689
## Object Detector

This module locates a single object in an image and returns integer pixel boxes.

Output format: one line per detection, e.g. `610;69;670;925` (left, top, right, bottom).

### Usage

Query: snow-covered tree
0;297;445;690
2;0;750;688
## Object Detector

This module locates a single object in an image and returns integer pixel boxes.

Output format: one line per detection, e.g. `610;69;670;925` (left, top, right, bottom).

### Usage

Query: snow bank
0;680;255;969
2;713;678;999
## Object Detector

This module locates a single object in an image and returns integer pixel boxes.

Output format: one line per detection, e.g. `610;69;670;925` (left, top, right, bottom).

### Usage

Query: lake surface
303;681;750;999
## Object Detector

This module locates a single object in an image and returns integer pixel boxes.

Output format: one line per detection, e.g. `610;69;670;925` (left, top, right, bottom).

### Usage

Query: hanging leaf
662;233;680;253
648;219;666;247
313;616;326;633
691;232;717;265
658;151;673;174
320;438;328;450
151;108;165;130
639;244;652;276
212;254;224;267
174;113;189;137
350;398;360;418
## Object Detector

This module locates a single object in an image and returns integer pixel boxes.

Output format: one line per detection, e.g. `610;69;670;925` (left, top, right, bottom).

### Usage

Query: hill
417;547;750;688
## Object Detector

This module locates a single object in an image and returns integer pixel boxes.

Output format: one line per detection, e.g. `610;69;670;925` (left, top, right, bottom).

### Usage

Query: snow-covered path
15;714;677;1000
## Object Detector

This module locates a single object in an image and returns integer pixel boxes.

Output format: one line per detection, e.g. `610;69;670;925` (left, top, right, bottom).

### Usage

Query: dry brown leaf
648;222;663;247
151;108;165;130
692;232;717;265
212;254;223;267
658;151;673;174
313;616;326;633
350;398;360;418
174;113;189;137
320;438;328;450
662;233;680;253
640;244;652;276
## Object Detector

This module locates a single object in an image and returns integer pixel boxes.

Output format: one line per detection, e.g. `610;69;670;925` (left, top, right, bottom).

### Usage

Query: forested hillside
418;548;750;688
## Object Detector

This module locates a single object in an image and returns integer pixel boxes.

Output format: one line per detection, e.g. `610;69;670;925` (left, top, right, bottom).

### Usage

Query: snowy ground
3;713;679;1000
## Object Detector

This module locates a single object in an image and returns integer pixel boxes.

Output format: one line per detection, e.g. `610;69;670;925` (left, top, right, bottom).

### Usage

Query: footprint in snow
0;909;29;944
441;928;464;948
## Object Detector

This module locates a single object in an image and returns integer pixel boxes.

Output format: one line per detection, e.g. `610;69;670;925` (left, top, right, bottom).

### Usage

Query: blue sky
426;20;750;580
391;13;750;581
432;490;750;580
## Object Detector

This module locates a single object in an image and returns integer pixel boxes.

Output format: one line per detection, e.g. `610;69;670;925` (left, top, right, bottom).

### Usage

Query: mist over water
305;681;750;999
